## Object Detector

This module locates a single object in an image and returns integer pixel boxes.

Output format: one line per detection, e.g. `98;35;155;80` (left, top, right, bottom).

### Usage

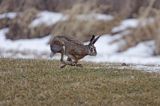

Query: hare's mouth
91;53;97;56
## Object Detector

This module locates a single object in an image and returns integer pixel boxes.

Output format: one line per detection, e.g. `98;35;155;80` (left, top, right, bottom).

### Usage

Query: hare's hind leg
67;57;72;62
66;56;78;66
71;57;83;67
65;57;76;66
75;62;83;67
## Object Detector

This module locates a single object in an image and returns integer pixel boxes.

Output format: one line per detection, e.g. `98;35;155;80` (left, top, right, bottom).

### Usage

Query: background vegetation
0;0;160;54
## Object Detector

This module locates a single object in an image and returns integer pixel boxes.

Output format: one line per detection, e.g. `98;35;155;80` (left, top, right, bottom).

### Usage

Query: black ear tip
92;35;96;38
90;35;95;40
97;35;101;38
89;35;96;44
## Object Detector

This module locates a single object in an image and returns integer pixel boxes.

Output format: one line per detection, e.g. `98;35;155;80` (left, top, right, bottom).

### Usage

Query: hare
50;35;101;68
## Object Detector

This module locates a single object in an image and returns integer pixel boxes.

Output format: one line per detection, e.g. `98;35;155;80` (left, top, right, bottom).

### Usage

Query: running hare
50;35;101;68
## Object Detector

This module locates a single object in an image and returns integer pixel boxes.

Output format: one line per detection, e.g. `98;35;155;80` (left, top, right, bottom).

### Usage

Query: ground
0;58;160;106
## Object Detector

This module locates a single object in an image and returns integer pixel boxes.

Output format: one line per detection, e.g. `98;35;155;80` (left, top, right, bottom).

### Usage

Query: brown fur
50;35;100;68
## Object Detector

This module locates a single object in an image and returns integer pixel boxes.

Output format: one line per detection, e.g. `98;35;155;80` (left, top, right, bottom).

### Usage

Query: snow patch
0;28;50;58
0;12;17;19
83;34;160;66
30;11;66;27
132;65;160;73
112;19;139;32
30;11;113;27
77;13;113;21
122;41;155;57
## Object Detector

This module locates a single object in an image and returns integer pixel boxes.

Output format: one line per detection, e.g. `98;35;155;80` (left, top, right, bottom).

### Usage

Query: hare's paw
70;63;76;66
70;63;83;67
76;64;83;67
70;62;83;67
65;61;73;65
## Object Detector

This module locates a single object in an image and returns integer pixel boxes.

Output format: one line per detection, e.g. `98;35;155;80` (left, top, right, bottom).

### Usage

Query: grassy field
0;58;160;106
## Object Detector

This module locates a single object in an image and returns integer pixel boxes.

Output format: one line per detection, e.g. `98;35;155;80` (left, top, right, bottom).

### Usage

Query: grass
0;58;160;106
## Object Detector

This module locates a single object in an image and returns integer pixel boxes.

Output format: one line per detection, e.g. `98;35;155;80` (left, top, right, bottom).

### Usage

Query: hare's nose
93;52;97;56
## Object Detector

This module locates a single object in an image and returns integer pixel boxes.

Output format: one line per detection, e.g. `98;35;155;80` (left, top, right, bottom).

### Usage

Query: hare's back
55;36;83;45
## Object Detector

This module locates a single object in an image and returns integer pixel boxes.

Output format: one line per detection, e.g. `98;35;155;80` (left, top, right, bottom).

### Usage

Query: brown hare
50;35;101;68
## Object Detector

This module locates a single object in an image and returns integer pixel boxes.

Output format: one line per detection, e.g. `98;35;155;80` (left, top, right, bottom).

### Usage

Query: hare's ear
92;35;101;44
90;35;95;43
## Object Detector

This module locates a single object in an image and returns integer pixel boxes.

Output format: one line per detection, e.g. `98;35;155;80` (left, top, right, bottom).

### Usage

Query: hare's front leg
60;51;67;68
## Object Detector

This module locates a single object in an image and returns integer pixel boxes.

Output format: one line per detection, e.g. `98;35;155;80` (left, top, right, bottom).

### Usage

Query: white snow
30;11;113;27
112;18;156;33
30;11;67;27
122;41;155;57
0;28;51;58
112;19;139;32
83;35;160;66
131;65;160;73
77;13;113;21
95;13;113;21
0;12;17;19
0;11;160;72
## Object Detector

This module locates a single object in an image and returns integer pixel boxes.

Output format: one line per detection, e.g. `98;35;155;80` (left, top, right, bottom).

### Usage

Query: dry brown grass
6;8;38;39
112;20;160;52
110;0;160;54
64;1;110;15
155;33;160;55
0;18;11;29
1;0;160;17
52;1;122;41
30;25;52;38
5;8;53;40
52;17;121;41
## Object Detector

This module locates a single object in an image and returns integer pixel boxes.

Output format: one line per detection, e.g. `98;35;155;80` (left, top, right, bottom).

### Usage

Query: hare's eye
90;47;95;52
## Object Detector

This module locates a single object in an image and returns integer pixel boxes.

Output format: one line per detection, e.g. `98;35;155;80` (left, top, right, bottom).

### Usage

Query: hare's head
87;35;101;56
